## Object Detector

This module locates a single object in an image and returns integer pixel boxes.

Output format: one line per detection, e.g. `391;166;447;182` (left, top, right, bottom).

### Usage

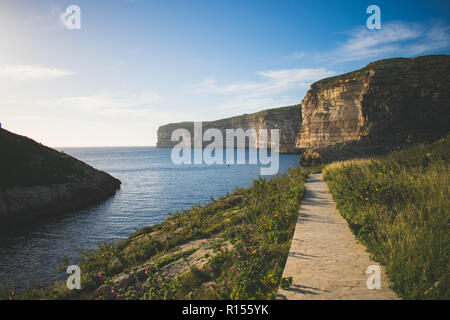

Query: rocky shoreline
0;128;121;229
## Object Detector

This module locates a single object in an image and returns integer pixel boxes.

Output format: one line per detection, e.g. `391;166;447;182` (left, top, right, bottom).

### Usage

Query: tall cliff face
297;55;450;155
0;128;121;228
157;105;302;153
298;77;368;149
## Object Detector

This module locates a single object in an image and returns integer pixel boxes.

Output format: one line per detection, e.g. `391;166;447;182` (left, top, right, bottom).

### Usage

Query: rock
158;55;450;163
0;128;121;229
103;238;217;294
156;105;302;154
108;258;124;274
113;272;136;289
93;284;112;297
297;55;450;162
300;150;322;167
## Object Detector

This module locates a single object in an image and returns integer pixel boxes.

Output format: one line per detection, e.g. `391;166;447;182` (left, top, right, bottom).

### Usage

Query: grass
8;132;447;300
0;128;82;191
8;167;308;300
323;134;450;299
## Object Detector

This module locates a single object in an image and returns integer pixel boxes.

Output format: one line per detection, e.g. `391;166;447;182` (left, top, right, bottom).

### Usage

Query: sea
0;147;299;290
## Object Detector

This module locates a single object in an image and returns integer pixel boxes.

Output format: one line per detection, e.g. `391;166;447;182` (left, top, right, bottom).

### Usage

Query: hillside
12;168;309;300
0;128;121;228
11;135;449;300
323;134;450;299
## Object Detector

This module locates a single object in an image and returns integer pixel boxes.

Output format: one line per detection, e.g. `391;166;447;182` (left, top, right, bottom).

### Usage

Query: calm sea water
0;147;299;290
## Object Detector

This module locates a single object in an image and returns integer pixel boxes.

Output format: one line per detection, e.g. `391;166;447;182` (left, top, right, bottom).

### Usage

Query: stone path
277;174;399;300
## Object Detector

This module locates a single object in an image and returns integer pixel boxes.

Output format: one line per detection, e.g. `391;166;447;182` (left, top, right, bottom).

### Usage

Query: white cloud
191;67;335;96
188;67;335;115
258;68;335;87
40;91;164;117
0;64;75;80
214;96;300;114
327;21;450;62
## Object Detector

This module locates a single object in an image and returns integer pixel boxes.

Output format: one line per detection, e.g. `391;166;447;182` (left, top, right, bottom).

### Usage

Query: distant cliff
157;105;302;154
157;55;449;163
0;128;121;228
297;55;450;164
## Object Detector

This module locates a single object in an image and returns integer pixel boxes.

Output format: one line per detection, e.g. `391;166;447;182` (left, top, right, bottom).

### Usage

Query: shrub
323;135;450;299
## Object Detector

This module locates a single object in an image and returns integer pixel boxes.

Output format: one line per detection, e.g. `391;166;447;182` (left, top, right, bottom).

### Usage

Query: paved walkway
277;174;399;300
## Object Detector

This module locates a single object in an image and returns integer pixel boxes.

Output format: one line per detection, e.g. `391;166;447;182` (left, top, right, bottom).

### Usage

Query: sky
0;0;449;147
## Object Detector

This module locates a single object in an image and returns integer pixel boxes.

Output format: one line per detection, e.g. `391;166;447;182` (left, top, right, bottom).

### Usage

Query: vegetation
9;167;308;300
5;130;447;300
323;135;450;299
0;128;81;191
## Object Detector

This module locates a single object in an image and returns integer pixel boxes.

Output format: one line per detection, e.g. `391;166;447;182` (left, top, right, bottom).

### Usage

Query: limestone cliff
297;55;450;163
0;128;121;228
157;105;302;153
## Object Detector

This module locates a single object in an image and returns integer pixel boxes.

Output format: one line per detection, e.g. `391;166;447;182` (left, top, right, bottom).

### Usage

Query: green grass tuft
323;134;450;299
11;167;308;300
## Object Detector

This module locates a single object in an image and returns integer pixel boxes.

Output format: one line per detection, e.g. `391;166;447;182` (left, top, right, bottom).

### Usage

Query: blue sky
0;0;449;146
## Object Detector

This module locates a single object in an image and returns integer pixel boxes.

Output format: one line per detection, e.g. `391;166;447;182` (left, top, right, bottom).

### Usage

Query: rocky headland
156;55;450;166
297;54;450;164
0;128;121;229
157;105;302;154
